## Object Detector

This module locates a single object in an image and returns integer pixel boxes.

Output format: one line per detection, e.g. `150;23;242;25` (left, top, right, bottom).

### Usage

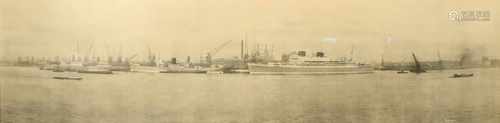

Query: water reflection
1;67;499;123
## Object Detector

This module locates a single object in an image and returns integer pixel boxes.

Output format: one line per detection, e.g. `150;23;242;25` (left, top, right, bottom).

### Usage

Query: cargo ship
247;51;373;75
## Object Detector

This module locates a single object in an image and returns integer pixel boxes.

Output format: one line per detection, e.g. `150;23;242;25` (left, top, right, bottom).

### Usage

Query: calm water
1;66;499;123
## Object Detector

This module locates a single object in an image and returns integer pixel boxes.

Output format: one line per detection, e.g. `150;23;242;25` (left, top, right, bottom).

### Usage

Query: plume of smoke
457;43;487;66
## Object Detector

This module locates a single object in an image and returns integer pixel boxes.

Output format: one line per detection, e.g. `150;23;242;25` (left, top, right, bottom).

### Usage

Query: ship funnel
316;52;325;57
171;57;177;64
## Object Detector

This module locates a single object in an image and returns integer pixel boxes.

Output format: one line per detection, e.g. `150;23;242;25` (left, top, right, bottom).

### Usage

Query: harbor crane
126;54;138;61
206;40;233;65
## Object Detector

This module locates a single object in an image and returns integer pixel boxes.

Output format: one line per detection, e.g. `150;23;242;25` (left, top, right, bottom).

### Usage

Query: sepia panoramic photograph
0;0;499;123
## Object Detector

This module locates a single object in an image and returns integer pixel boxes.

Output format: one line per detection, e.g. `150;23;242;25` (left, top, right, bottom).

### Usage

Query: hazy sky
1;0;498;62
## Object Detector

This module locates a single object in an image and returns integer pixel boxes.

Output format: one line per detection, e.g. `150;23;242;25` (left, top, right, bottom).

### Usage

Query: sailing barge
410;53;426;73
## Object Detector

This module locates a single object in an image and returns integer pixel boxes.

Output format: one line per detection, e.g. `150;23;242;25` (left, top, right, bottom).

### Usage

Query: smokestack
171;57;177;64
241;40;244;62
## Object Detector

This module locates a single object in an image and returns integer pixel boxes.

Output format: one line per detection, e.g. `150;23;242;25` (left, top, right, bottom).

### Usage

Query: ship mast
437;49;443;70
241;40;244;63
73;40;80;62
381;55;385;68
349;45;355;62
245;32;249;61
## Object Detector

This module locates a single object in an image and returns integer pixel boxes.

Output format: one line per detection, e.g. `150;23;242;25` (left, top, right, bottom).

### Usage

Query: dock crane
206;40;233;65
126;54;138;61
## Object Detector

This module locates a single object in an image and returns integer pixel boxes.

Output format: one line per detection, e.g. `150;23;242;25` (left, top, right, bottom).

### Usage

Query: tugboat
53;76;83;80
450;73;474;78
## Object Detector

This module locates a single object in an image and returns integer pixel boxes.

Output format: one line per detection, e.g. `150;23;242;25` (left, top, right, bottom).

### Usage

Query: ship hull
160;70;206;73
110;66;131;72
130;68;161;73
130;65;162;73
53;76;82;80
78;70;113;74
248;63;374;75
161;64;218;74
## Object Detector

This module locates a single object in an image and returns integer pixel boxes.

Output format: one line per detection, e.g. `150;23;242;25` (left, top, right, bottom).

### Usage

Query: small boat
52;76;82;80
450;73;474;78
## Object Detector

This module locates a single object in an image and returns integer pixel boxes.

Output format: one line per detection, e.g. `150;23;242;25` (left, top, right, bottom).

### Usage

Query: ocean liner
247;51;373;74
